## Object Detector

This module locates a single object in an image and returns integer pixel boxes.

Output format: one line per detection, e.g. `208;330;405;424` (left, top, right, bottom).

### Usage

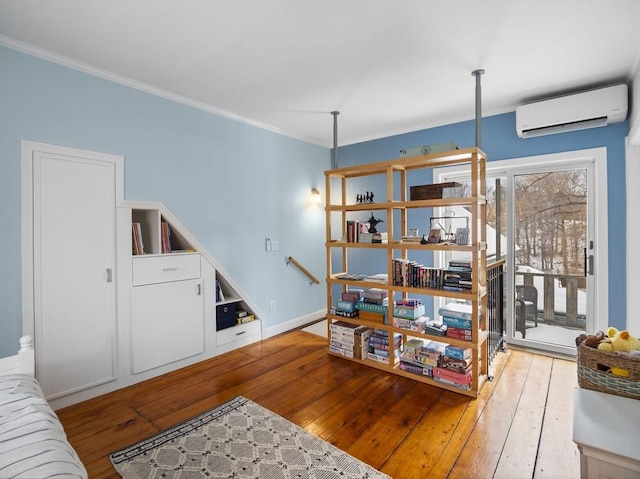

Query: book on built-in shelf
215;281;225;302
161;221;171;254
132;222;145;255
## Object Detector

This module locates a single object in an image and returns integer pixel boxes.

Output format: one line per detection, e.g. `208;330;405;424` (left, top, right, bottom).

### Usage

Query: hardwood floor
56;330;581;478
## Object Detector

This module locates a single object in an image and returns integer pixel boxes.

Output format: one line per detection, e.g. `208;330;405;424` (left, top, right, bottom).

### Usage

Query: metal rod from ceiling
472;69;485;149
331;111;339;169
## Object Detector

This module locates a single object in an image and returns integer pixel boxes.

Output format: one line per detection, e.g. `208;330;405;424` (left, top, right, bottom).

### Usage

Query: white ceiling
1;0;639;147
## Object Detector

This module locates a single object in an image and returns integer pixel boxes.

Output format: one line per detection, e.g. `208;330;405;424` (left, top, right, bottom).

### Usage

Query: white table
573;387;640;479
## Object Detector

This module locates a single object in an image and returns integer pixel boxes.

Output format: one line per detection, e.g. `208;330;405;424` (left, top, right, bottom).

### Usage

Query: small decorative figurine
356;191;375;204
367;212;384;233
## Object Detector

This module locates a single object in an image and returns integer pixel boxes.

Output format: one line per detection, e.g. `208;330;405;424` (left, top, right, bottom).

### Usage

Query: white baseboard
264;310;326;339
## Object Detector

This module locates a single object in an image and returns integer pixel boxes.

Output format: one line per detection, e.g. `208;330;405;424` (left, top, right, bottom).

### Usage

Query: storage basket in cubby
577;342;640;400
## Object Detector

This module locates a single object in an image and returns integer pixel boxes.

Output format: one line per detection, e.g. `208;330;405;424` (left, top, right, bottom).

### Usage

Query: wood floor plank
493;354;553;479
378;349;513;478
55;330;581;479
434;349;533;478
69;413;158;468
346;381;442;469
534;358;581;479
328;375;417;452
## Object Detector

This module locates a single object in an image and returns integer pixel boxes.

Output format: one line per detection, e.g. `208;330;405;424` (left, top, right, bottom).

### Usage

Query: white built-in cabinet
131;253;204;373
24;142;261;409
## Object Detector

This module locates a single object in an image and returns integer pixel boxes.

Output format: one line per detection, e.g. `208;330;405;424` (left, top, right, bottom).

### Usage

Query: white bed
0;336;88;479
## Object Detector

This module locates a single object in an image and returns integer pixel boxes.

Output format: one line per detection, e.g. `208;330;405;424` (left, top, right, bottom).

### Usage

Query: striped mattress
0;374;87;478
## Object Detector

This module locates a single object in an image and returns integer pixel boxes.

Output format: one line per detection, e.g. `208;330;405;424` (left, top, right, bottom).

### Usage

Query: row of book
329;321;373;359
161;221;172;254
131;221;173;255
329;320;473;390
399;337;473;389
367;330;402;365
344;221;388;244
439;302;474;342
132;222;145;255
392;259;474;291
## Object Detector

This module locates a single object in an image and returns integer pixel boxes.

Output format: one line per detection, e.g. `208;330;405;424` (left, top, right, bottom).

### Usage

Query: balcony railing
517;271;586;328
487;260;505;363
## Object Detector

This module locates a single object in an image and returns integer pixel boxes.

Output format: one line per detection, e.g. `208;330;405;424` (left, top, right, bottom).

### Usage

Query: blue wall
336;112;629;329
0;45;629;356
0;46;329;357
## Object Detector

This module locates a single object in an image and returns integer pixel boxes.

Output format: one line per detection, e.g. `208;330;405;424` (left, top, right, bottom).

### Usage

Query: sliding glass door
435;148;607;356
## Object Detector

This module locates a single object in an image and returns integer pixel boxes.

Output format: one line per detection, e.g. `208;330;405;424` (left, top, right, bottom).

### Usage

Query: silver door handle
197;283;202;295
107;268;113;283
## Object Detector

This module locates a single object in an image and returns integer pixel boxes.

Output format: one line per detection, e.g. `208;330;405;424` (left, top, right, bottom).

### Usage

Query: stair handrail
286;256;320;285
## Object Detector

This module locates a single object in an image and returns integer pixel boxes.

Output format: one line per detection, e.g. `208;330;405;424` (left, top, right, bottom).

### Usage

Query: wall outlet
270;299;276;311
271;240;279;252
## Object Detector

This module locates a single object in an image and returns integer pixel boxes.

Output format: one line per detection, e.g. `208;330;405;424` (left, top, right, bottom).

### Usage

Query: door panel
34;151;117;398
131;278;204;374
511;169;588;349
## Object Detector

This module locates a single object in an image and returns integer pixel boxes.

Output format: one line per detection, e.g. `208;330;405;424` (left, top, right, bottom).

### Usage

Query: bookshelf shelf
324;147;488;398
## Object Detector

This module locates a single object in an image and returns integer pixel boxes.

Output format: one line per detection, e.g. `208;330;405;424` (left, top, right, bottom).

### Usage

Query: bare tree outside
514;170;587;277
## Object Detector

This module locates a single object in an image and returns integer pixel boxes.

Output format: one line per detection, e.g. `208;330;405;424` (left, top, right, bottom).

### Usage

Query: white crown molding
0;35;325;147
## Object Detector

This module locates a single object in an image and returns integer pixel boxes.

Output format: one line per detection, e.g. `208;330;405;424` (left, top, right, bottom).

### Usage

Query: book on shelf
364;273;388;283
439;302;473;320
132;222;145;255
336;273;367;281
161;221;172;254
215;281;225;302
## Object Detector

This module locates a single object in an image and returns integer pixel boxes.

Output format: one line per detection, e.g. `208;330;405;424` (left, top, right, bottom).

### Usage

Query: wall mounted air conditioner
516;84;628;139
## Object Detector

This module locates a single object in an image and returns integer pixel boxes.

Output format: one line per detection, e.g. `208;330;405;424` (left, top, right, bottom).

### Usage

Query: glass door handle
584;248;594;276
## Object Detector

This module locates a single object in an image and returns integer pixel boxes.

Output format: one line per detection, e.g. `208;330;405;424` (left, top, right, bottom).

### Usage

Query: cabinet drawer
216;320;261;347
133;253;200;286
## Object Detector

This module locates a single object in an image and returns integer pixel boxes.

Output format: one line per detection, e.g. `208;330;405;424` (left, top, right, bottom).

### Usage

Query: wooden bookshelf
324;147;488;398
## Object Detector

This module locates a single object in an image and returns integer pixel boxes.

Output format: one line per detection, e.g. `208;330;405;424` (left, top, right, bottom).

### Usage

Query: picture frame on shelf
455;227;470;245
427;228;441;244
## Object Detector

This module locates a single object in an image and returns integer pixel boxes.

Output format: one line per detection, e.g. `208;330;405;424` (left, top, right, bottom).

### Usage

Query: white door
26;142;122;399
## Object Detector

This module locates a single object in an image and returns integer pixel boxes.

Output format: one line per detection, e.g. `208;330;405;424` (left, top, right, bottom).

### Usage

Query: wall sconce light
311;188;322;203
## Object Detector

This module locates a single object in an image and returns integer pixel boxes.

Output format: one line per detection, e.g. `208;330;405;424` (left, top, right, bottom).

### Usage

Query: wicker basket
577;343;640;399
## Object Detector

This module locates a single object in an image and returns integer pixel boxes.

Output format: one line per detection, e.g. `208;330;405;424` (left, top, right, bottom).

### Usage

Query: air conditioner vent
516;84;627;139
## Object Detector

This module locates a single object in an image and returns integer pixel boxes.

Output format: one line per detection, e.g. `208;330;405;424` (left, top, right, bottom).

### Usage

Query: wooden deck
56;330;581;478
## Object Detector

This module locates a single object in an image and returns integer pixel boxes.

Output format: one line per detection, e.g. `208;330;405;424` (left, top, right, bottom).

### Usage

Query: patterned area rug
110;396;390;479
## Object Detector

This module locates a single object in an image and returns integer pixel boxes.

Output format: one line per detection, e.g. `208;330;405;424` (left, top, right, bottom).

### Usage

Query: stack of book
443;261;473;292
433;345;473;390
329;321;359;358
439;302;473;341
329;321;373;360
334;299;359;318
359;289;388;323
354;326;374;359
392;298;427;332
399;338;429;376
424;317;447;336
235;309;255;325
333;289;365;318
399;340;448;377
367;330;401;365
